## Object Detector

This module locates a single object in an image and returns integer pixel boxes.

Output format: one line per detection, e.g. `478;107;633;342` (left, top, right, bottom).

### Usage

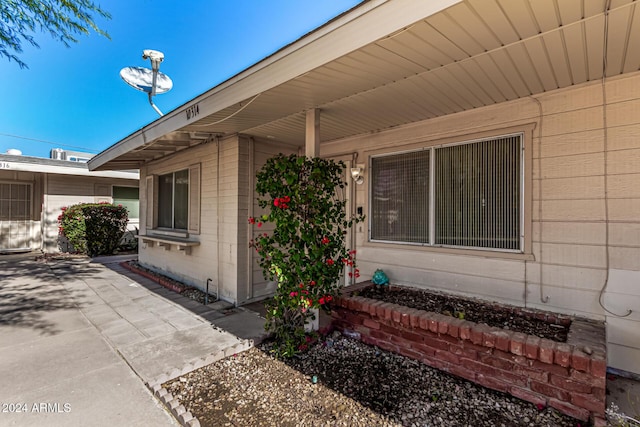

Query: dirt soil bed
356;286;569;342
164;334;584;427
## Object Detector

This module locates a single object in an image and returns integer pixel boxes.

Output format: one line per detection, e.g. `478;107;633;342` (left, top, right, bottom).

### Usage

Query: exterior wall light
350;165;365;184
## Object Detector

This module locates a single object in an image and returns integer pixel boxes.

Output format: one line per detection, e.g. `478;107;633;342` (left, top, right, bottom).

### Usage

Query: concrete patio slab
209;309;269;343
0;254;177;426
117;324;244;382
0;328;132;396
0;252;273;426
2;363;173;427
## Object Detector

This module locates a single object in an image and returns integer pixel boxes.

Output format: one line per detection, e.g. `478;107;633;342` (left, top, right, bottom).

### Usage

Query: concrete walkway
0;253;267;426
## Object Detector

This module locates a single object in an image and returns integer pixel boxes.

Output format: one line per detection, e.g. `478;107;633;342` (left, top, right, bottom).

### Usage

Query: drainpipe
216;137;222;305
41;173;47;252
206;277;217;304
247;137;255;301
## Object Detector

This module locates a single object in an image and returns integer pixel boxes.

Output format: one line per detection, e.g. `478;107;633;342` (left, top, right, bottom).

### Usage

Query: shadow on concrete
102;260;270;344
0;254;100;335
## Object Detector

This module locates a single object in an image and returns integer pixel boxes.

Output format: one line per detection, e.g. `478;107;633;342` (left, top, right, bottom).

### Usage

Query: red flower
289;291;298;297
273;196;290;209
536;403;545;411
257;222;263;228
248;217;256;224
273;196;291;209
326;259;334;266
310;281;316;286
318;297;326;305
326;295;333;302
299;283;304;289
321;236;330;245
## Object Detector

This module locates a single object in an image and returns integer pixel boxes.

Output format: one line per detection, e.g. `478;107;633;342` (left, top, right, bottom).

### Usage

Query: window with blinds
370;151;429;243
158;169;189;230
0;183;31;221
370;134;523;252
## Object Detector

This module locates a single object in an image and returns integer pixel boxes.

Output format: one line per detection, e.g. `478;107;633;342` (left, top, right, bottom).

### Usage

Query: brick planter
120;261;188;294
331;284;607;424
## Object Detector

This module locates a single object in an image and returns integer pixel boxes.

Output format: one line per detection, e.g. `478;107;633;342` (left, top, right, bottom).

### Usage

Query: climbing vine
250;154;363;357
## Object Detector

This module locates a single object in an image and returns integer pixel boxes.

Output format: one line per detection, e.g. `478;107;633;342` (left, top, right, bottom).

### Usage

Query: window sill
147;228;189;238
364;240;534;261
138;234;200;255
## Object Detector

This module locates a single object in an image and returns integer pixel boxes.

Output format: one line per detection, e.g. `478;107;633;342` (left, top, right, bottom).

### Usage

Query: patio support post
305;108;320;158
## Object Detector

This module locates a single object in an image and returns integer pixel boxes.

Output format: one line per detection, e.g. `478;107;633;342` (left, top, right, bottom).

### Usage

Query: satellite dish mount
120;49;173;116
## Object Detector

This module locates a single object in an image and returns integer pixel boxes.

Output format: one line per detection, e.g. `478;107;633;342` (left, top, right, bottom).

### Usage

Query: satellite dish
120;66;173;94
120;49;172;116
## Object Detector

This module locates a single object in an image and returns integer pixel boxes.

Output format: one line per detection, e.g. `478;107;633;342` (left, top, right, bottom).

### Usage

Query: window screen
157;169;189;230
370;150;430;243
435;136;521;250
369;134;522;251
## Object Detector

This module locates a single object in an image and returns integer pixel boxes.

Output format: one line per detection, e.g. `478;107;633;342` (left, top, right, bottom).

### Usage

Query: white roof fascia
2;161;139;179
89;0;460;171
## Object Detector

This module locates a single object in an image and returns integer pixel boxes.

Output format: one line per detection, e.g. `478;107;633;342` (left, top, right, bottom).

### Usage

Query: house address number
185;104;199;120
0;162;10;169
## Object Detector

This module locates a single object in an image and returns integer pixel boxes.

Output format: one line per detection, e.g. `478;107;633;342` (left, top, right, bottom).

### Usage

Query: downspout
41;173;47;253
247;137;255;301
216;136;222;304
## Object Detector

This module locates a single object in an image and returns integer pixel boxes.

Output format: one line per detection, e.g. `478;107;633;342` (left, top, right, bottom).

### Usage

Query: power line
0;132;99;153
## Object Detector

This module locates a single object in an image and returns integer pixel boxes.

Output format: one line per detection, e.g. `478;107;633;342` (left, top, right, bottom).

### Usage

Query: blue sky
0;1;361;158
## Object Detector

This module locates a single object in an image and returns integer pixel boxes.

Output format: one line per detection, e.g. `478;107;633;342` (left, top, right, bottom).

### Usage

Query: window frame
145;163;201;236
112;185;140;221
157;169;189;230
0;181;33;221
368;131;526;254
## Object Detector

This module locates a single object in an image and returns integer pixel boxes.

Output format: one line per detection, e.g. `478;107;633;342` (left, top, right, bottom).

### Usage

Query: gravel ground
164;333;585;427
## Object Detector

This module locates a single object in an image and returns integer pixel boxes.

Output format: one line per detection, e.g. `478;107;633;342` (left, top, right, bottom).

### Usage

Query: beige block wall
0;170;137;253
138;135;261;305
139;138;224;298
44;174;139;253
321;72;640;375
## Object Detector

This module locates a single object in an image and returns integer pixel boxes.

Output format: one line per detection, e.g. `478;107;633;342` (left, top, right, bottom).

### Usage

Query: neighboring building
0;150;139;253
89;0;640;376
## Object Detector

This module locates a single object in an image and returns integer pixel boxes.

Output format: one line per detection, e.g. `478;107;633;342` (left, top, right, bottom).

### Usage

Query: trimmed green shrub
58;202;129;256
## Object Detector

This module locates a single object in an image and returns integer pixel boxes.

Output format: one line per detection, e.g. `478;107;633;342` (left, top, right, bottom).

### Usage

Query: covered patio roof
89;0;640;171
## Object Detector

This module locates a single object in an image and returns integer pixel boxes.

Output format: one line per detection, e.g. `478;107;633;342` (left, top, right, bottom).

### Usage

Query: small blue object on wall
372;269;389;286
